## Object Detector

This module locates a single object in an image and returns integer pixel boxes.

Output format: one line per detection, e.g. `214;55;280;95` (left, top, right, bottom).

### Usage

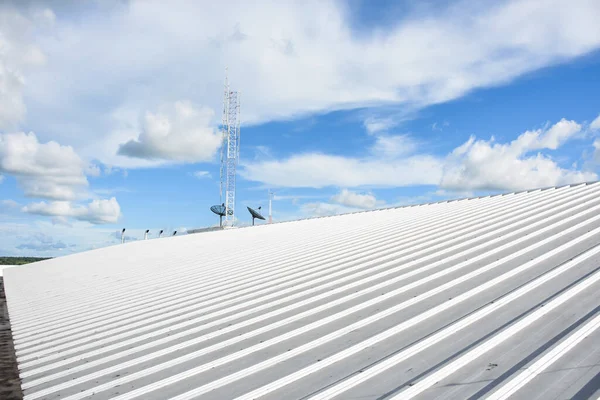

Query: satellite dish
247;206;265;226
210;204;226;216
210;203;227;227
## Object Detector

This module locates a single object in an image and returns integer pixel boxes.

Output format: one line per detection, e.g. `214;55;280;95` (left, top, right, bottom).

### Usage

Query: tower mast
268;190;274;224
221;69;241;226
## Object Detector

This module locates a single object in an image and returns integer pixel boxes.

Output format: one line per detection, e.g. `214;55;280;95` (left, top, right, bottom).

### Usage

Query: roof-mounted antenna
121;228;126;244
159;230;164;238
210;203;226;227
247;206;265;226
268;190;275;224
220;67;241;227
144;230;149;240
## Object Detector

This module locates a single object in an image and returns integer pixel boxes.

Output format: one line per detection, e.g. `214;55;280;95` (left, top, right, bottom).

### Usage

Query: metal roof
4;182;600;400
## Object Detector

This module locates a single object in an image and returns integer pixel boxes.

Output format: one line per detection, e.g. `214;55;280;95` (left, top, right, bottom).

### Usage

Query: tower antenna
220;68;241;226
219;68;227;206
268;190;274;224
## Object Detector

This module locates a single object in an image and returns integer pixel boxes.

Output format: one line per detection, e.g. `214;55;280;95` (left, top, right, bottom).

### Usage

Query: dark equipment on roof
247;206;266;226
211;203;227;227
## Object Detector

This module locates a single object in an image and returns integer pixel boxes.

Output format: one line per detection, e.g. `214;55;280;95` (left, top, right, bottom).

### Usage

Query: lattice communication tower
219;71;241;226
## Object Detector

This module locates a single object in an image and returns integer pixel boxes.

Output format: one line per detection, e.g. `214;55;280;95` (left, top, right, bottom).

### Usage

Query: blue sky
1;0;600;257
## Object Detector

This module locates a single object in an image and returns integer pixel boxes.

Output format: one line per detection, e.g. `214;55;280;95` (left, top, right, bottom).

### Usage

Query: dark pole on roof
220;203;224;227
173;230;177;236
121;228;126;244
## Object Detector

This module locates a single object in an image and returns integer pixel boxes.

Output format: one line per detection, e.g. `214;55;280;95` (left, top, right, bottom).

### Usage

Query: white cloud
364;117;395;135
370;134;419;159
0;219;123;257
242;129;439;189
244;117;597;192
241;152;443;188
0;131;93;200
15;232;73;252
593;139;600;164
591;114;600;131
192;170;212;179
331;189;379;209
432;121;450;131
0;174;3;183
440;119;596;191
0;5;50;130
10;0;600;167
22;197;121;224
117;101;222;162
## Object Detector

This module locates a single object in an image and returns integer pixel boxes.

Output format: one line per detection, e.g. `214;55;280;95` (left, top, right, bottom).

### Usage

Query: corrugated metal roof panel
4;182;600;399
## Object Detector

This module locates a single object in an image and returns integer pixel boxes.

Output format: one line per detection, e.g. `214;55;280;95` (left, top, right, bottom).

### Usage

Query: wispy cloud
191;170;212;179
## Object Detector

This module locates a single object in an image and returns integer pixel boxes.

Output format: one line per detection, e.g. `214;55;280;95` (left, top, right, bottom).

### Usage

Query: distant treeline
0;257;52;265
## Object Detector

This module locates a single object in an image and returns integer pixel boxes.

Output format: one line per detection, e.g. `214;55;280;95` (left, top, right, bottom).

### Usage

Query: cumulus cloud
300;189;382;218
8;0;599;168
0;131;91;200
440;119;596;191
22;197;121;224
331;189;379;209
118;101;222;162
244;117;597;192
0;5;50;130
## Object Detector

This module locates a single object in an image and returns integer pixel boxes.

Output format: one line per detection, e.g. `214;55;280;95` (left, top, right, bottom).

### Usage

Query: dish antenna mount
210;203;227;227
247;206;265;226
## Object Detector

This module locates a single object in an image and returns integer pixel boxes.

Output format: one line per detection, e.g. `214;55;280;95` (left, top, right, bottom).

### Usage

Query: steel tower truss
220;75;241;226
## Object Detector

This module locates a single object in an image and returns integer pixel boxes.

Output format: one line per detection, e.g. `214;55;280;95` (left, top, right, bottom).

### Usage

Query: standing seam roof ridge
105;215;600;400
16;186;600;396
10;185;556;336
11;186;592;358
20;197;600;392
8;186;534;329
9;198;474;328
5;183;600;400
238;236;600;400
11;184;584;354
10;184;572;316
